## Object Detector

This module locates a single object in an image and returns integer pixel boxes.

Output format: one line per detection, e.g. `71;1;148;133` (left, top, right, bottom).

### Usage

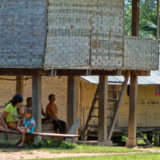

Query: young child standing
18;108;36;147
17;105;25;132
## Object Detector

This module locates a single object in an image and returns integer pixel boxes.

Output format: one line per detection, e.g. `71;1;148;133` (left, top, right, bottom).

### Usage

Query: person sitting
1;94;23;131
26;97;32;109
42;94;67;133
17;108;36;147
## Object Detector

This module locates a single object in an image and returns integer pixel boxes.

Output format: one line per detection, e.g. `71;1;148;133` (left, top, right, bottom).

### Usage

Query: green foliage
124;0;159;38
30;140;76;149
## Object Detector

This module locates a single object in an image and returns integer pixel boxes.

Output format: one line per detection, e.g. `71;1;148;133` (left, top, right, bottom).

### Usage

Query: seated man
42;94;67;133
26;97;32;109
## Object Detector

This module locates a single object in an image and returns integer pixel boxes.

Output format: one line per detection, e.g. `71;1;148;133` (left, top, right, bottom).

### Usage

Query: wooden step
90;115;99;118
108;90;121;93
107;107;115;110
108;98;119;101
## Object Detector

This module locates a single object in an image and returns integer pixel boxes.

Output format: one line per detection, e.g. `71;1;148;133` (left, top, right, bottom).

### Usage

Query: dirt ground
1;148;160;160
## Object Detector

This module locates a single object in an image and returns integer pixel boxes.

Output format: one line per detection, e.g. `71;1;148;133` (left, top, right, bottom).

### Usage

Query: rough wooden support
132;0;139;36
126;74;138;148
157;0;159;39
32;75;42;141
16;76;24;95
98;76;111;145
67;76;79;131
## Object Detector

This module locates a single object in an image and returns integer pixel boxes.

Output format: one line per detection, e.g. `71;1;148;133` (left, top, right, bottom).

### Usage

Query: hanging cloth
155;85;160;96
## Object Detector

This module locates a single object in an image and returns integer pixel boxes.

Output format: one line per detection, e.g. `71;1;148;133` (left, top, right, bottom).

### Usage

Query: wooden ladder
82;86;100;140
82;76;129;141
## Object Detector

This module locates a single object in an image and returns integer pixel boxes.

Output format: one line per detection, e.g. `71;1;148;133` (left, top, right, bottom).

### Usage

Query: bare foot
17;143;24;148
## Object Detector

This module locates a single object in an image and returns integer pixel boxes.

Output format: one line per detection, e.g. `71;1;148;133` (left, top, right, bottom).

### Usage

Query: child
18;108;36;147
17;105;25;132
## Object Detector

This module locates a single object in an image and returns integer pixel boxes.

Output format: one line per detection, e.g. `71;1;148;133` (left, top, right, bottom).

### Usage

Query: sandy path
0;148;159;160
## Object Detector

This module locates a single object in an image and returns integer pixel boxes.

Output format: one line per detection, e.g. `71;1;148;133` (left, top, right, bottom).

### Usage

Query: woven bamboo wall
0;0;46;68
0;0;159;70
44;0;124;69
124;37;159;70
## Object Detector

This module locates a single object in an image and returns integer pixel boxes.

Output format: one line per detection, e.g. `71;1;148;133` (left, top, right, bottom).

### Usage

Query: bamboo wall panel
45;0;92;68
0;0;46;68
91;0;124;68
124;37;159;70
44;0;124;69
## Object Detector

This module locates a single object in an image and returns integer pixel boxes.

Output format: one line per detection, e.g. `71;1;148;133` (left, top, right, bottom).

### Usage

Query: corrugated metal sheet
81;71;160;85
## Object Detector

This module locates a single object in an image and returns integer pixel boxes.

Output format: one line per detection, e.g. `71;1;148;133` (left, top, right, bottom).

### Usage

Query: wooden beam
157;0;159;39
32;75;42;141
0;69;150;76
126;74;138;148
67;76;79;131
108;76;129;141
132;0;140;36
16;76;24;95
98;76;112;145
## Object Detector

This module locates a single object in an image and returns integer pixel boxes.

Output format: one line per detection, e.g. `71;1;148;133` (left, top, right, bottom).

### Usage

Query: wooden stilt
132;0;139;36
67;76;78;131
32;75;42;141
126;74;138;147
16;76;24;95
98;76;111;145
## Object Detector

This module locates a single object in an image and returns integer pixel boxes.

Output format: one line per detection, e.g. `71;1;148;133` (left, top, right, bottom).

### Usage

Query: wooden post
32;75;42;141
126;0;139;148
126;74;138;147
157;0;159;39
16;76;24;95
132;0;139;36
98;76;111;145
67;76;78;131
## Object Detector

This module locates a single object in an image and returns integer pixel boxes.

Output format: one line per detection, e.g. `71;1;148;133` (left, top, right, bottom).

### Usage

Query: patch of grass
43;144;137;154
0;140;139;154
31;153;160;160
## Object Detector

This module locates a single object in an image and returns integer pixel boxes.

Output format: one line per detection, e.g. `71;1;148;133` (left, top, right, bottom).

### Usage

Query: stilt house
0;0;159;147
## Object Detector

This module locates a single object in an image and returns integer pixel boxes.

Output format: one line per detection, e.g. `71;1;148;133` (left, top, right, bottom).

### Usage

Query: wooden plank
67;76;79;131
16;76;24;95
157;0;159;39
0;129;78;138
126;74;138;147
32;75;42;141
108;76;129;141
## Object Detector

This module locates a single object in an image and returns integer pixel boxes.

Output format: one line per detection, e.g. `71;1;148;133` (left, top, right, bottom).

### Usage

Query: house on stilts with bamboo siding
0;0;159;147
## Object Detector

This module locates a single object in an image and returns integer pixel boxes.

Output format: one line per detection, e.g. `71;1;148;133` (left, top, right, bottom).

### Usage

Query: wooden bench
0;118;80;143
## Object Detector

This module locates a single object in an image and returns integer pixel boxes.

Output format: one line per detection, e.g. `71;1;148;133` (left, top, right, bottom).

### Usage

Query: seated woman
1;94;23;132
42;94;67;133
